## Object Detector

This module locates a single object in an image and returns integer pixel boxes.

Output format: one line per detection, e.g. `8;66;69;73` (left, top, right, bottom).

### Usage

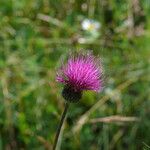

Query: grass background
0;0;150;149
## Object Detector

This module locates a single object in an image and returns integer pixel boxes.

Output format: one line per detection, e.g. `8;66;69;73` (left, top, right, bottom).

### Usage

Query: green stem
53;102;69;150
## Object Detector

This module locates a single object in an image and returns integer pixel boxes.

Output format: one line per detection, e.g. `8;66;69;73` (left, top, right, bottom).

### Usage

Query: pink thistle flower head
56;52;103;102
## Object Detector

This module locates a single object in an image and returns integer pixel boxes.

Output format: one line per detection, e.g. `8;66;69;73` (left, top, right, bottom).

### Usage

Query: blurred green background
0;0;150;150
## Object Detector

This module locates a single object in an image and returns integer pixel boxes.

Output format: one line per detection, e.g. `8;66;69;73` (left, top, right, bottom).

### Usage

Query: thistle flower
56;52;103;102
53;52;103;150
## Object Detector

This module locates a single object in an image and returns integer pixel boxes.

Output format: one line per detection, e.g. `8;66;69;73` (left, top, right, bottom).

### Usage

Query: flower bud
62;86;82;103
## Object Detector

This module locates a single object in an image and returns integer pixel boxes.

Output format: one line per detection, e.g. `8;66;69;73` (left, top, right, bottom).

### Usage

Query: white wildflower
81;19;101;32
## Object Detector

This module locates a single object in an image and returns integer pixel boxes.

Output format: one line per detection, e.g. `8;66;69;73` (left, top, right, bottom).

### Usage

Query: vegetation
0;0;150;149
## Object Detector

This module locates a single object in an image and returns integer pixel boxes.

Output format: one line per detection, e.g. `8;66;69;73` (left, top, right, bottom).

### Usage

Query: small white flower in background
79;18;101;43
81;19;101;32
123;18;133;28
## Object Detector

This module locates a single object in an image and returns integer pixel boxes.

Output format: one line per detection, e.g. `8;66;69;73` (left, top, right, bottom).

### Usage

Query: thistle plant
53;52;103;150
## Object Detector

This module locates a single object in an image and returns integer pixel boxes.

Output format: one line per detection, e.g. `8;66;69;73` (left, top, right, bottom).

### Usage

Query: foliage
0;0;150;149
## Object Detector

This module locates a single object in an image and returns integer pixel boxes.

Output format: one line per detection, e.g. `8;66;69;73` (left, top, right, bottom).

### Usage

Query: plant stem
53;102;69;150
